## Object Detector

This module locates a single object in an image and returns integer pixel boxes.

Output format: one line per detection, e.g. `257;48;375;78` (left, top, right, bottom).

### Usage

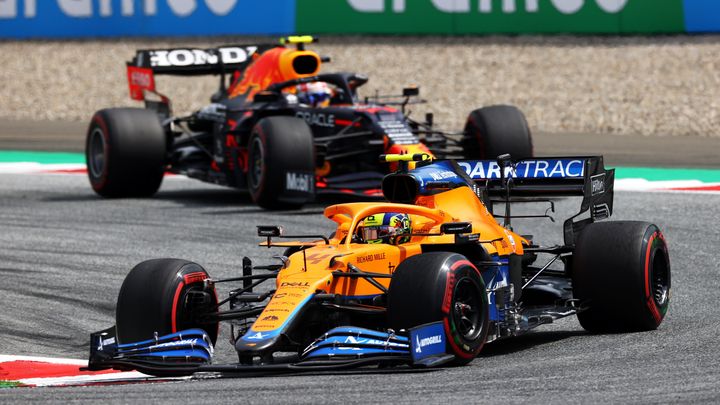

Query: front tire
115;258;219;345
462;105;533;160
247;116;315;210
572;221;671;333
86;108;167;197
388;252;489;366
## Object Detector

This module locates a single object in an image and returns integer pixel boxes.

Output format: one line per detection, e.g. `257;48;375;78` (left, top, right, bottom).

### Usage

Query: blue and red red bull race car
85;36;532;209
85;153;670;376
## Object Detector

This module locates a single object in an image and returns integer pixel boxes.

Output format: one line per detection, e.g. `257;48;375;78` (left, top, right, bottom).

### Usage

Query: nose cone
234;291;316;356
234;329;284;354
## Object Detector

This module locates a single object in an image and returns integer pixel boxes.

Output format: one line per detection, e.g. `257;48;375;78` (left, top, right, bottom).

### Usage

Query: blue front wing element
88;327;214;371
302;326;410;360
302;324;454;368
409;322;447;364
87;324;454;375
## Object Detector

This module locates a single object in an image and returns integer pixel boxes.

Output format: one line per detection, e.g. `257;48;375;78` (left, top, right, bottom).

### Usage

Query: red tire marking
171;281;185;333
443;259;483;359
450;259;481;278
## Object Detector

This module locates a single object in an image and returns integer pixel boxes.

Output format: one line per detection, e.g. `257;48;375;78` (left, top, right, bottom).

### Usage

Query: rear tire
115;258;219;345
388;252;489;366
247;116;315;210
462;105;533;160
572;221;671;333
86;108;167;197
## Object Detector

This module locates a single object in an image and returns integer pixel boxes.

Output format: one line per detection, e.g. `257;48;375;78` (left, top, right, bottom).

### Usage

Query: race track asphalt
2;117;720;168
0;172;719;403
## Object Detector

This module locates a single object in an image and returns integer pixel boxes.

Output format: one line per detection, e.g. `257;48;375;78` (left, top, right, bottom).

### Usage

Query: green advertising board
297;0;685;34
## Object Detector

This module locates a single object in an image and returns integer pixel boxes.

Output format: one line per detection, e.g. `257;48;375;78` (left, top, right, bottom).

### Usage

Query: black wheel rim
176;284;218;343
88;128;106;178
249;136;264;191
651;249;670;308
452;276;484;341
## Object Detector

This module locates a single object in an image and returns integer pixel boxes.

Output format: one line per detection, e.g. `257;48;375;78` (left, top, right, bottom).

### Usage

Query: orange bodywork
227;45;435;173
229;47;321;102
249;185;526;335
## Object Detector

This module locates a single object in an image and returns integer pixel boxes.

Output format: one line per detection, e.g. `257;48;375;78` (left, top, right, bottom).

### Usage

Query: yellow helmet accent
281;36;315;45
361;214;383;227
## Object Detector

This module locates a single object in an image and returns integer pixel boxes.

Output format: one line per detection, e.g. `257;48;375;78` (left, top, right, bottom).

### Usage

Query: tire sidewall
86;112;112;191
464;105;533;159
116;259;218;344
388;252;489;361
641;226;671;327
442;260;489;360
246;116;315;209
85;108;166;198
465;112;488;158
572;221;671;332
248;123;268;202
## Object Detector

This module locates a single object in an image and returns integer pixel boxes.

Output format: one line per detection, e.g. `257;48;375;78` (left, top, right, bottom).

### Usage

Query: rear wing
126;44;275;101
458;157;614;244
382;156;614;245
459;158;588;196
458;157;612;200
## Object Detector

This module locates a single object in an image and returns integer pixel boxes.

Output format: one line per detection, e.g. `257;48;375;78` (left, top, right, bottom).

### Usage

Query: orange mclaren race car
85;154;670;376
85;36;532;209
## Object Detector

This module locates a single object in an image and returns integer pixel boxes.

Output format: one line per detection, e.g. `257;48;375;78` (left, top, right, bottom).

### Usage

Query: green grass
0;150;84;164
614;167;720;182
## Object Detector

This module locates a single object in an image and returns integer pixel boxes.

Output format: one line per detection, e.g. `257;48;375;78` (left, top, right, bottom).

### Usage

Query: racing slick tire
115;258;219;345
247;116;315;210
462;105;533;160
86;108;167;198
572;221;671;333
388;252;489;366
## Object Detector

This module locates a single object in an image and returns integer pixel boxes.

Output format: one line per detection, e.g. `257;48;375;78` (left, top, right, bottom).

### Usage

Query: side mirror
440;222;472;235
496;153;512;167
402;86;419;97
257;225;284;237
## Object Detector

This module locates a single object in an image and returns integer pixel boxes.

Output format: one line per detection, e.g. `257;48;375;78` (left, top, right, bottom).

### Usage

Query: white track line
0;354;88;365
0;162;86;173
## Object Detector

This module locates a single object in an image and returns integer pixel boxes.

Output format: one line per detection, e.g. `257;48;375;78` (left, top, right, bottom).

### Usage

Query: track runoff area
1;150;719;193
0;149;718;388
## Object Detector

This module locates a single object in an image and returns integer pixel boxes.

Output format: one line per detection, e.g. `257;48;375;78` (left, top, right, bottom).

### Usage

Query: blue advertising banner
0;0;295;38
684;0;720;32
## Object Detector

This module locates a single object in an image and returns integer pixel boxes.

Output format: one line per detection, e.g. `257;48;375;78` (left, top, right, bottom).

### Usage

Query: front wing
84;323;452;377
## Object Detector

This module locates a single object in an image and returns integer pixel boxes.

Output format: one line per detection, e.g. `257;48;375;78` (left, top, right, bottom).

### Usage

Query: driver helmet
357;212;411;244
296;81;332;107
